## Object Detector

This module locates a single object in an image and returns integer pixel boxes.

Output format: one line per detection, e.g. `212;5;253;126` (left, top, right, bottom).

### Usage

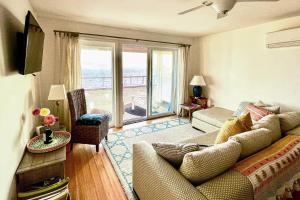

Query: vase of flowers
32;107;58;144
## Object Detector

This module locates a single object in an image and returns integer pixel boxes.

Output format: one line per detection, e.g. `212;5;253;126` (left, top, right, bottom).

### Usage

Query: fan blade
217;12;228;19
178;5;205;15
237;0;279;2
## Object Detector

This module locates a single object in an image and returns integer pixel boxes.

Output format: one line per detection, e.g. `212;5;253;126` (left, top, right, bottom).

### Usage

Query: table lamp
48;84;67;123
190;75;206;98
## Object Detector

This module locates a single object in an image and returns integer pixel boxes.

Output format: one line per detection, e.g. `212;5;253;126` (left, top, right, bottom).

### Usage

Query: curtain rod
53;30;192;47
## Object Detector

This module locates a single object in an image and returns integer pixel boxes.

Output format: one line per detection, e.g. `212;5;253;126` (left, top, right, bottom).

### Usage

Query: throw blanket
233;135;300;199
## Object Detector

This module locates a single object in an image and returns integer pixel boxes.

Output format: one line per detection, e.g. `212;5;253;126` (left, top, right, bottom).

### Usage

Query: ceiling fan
178;0;279;19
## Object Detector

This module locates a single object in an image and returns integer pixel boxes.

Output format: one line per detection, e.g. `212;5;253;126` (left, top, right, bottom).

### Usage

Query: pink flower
43;115;56;126
32;108;41;116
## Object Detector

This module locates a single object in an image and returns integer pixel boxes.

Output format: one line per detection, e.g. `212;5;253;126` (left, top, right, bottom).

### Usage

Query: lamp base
193;86;202;98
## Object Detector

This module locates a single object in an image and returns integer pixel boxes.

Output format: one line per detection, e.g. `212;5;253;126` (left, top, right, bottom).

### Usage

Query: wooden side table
179;103;202;122
16;146;66;192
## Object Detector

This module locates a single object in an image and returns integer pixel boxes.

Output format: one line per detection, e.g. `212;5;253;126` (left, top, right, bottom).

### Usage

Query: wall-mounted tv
17;11;45;75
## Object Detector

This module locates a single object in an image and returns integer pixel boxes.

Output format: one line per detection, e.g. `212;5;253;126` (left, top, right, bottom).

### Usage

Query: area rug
102;118;204;200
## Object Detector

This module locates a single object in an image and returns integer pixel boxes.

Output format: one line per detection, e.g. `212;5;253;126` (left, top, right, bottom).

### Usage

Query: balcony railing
82;75;147;90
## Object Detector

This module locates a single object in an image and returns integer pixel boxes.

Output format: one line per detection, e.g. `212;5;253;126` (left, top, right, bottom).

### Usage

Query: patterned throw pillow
179;140;241;185
238;113;253;130
252;114;281;143
246;104;273;121
278;112;300;132
229;128;272;158
152;143;211;167
215;118;246;144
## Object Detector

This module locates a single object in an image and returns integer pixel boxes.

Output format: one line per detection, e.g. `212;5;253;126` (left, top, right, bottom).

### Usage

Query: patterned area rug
102;118;204;200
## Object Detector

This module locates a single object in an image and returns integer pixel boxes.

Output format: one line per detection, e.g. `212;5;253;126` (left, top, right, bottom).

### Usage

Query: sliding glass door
149;48;176;117
80;39;178;127
80;41;115;125
122;44;148;123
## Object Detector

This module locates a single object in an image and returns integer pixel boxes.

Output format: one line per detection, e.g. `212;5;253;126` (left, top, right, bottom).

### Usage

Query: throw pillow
179;140;241;185
152;143;211;167
215;118;245;144
238;113;253;130
278;112;300;132
229;128;272;158
246;104;273;121
252;114;281;143
233;101;251;116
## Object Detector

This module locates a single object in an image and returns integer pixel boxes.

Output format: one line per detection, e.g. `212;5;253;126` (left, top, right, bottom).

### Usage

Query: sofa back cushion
152;143;210;167
179;140;241;185
252;114;281;143
215;118;245;144
229;128;272;158
278;112;300;132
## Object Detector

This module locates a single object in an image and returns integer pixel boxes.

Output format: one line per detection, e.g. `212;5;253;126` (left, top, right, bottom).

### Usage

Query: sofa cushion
152;143;210;167
278;112;300;132
192;107;234;128
196;170;253;200
246;104;273;121
286;126;300;136
229;128;272;158
214;118;245;144
180;131;218;145
252;114;281;143
179;140;241;185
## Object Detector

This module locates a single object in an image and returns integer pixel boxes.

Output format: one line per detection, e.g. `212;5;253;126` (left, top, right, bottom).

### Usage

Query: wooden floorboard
65;116;177;200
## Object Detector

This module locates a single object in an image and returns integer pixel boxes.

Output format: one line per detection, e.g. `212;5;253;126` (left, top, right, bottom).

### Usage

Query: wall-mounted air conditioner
266;27;300;48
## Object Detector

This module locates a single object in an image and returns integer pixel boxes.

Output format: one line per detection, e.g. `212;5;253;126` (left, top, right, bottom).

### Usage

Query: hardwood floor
65;116;177;200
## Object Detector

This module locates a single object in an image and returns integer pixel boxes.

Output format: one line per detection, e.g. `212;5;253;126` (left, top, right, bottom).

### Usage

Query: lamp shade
190;75;206;86
48;84;66;101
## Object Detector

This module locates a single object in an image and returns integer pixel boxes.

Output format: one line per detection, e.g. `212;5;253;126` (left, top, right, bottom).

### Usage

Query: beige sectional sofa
133;110;300;200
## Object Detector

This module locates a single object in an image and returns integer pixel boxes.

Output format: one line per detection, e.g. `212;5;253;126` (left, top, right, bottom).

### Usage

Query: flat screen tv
17;11;45;75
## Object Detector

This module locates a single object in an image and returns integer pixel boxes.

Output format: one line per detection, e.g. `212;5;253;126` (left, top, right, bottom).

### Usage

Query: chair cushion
152;143;211;167
214;118;246;144
76;113;109;125
179;140;241;185
278;112;300;132
229;128;272;158
252;114;281;143
233;101;251;116
192;107;234;128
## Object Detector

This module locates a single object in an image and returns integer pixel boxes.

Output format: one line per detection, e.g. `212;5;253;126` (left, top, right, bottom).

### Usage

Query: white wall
38;17;200;106
0;0;40;199
198;16;300;112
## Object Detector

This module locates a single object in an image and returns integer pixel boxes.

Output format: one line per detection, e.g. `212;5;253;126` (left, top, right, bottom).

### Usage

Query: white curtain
54;32;81;130
176;46;190;114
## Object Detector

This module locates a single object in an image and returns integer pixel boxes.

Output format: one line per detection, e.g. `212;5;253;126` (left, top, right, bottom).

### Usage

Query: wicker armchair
67;89;109;152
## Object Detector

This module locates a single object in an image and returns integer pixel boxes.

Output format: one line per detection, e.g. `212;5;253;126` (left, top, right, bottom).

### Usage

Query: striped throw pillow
152;143;211;167
246;103;273;121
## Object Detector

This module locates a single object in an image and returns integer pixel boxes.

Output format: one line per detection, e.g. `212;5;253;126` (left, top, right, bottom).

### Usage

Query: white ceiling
30;0;300;37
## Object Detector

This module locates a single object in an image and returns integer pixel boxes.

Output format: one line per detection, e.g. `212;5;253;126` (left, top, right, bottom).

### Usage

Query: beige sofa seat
180;131;218;144
192;107;234;132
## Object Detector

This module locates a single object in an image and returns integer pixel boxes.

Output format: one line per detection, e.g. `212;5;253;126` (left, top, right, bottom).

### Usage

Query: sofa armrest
133;142;207;200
